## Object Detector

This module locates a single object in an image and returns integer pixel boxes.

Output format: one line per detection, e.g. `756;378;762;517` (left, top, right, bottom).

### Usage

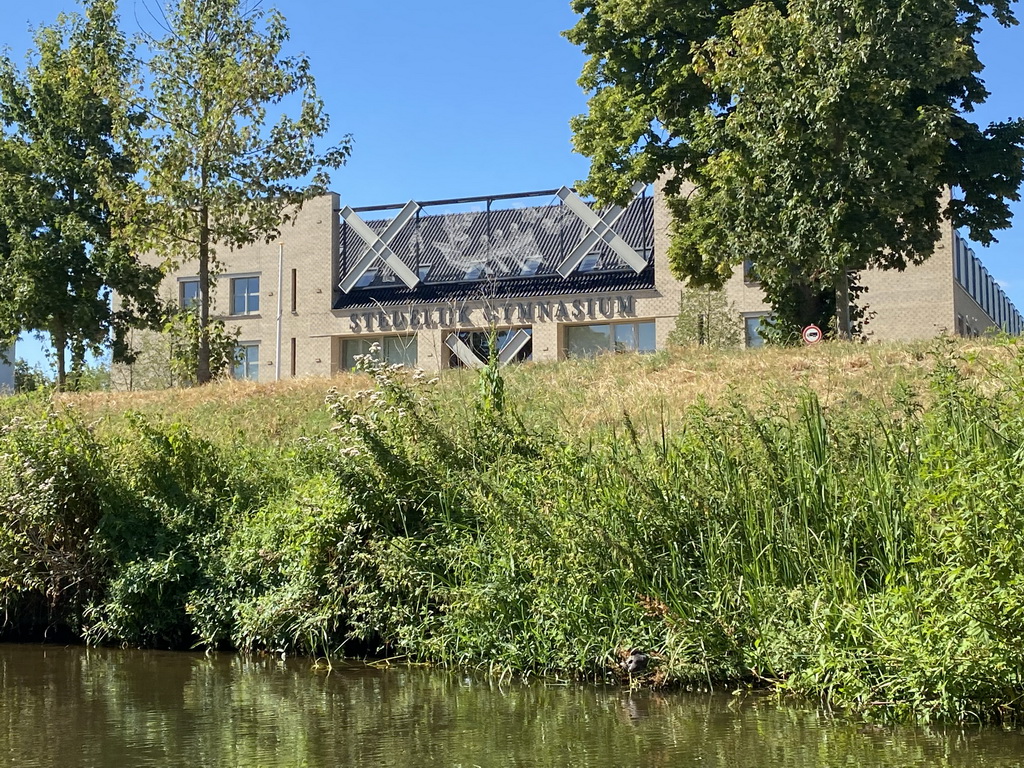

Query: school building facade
140;184;1021;383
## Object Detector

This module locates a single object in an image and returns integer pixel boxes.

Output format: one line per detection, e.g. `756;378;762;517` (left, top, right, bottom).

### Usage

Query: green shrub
8;341;1024;722
0;407;109;635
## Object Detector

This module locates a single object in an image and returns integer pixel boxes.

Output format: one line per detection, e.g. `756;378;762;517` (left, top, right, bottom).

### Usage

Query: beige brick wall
333;289;675;372
125;191;685;383
858;226;956;341
652;180;982;343
652;176;687;349
652;176;771;343
117;194;340;388
120;186;1016;388
182;192;341;381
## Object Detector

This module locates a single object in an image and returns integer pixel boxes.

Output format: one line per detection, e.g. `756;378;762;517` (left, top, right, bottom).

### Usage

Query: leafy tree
141;0;350;384
13;359;53;393
164;303;240;386
667;285;740;347
567;0;1024;339
0;0;161;388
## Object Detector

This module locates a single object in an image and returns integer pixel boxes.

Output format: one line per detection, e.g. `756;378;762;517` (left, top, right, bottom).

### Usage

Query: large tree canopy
567;0;1024;337
0;0;161;387
142;0;350;383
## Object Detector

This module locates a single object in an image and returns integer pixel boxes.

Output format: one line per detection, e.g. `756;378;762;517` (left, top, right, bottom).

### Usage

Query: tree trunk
197;200;211;385
51;322;67;391
836;269;851;340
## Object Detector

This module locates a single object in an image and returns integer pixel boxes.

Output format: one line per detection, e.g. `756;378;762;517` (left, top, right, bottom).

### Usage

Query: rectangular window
342;335;418;370
447;328;533;368
520;258;542;277
614;323;637;352
743;258;759;284
744;314;768;348
637;321;656;352
354;268;377;289
290;337;296;377
578;253;601;272
233;343;259;380
180;279;200;309
231;276;260;315
290;269;297;313
566;321;656;358
567;324;610;357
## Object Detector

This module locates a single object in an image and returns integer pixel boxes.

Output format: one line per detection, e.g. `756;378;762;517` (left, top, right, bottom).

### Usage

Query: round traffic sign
802;324;823;344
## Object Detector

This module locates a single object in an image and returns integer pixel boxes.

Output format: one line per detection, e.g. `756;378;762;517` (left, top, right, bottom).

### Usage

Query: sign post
802;324;823;344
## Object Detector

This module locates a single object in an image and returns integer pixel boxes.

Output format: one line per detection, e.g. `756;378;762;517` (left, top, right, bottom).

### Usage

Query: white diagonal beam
555;182;648;277
444;333;485;369
497;329;532;365
339;201;421;292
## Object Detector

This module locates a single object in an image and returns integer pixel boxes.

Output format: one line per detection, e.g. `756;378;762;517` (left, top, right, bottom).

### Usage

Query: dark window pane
637;321;656;353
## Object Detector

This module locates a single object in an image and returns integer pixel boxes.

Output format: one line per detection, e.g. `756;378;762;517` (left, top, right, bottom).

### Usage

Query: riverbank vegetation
2;339;1024;723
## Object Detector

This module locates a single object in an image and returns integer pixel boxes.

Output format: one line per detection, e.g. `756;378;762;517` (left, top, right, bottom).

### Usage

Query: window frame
341;334;419;371
233;342;259;380
446;327;533;369
565;320;656;358
230;275;260;315
742;258;760;285
179;278;200;309
743;313;770;348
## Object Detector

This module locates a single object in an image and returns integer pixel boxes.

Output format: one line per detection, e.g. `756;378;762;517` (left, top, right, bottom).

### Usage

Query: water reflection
2;644;1024;767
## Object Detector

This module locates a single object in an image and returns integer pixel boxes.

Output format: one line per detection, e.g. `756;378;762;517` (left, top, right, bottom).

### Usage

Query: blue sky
2;0;1022;369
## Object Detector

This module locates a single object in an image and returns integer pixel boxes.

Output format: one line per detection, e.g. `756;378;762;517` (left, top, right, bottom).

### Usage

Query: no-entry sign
802;325;823;344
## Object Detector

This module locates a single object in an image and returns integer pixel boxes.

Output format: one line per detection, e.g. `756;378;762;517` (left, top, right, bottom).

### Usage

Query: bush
7;341;1024;722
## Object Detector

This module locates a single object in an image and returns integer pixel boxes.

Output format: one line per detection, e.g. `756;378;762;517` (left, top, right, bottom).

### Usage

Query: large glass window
342;335;418;370
233;343;259;380
180;279;200;309
447;328;532;368
231;276;260;315
565;321;656;358
744;314;768;348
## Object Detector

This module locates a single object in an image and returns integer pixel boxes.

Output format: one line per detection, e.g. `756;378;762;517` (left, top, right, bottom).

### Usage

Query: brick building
128;184;1020;384
0;342;14;392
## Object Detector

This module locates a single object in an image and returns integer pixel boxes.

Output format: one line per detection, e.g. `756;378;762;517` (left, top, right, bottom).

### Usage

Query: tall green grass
2;342;1024;722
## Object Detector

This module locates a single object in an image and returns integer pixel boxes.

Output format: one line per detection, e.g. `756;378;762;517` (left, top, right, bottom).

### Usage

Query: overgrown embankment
2;340;1024;723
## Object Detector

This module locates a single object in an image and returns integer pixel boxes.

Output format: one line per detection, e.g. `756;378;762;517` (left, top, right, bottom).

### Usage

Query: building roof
334;192;654;311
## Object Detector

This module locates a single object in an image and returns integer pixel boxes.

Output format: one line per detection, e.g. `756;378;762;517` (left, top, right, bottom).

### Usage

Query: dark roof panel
336;192;654;305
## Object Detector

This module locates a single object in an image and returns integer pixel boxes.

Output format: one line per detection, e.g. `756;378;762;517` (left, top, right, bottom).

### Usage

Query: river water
3;644;1024;767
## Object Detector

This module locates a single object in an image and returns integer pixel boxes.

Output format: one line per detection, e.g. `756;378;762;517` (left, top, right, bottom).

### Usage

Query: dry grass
40;337;1019;446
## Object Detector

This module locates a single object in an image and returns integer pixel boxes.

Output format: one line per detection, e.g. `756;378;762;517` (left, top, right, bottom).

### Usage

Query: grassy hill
47;337;991;444
3;337;1024;723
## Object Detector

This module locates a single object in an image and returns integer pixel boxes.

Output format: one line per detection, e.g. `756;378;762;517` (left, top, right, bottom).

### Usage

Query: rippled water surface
4;644;1024;767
